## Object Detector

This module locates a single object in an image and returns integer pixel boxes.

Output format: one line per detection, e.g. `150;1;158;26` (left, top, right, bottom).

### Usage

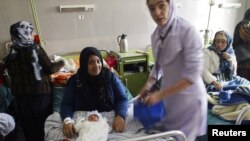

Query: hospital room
0;0;250;141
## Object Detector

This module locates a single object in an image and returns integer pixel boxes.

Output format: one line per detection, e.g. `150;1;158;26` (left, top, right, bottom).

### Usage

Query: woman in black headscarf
4;21;64;141
232;8;250;80
60;47;128;138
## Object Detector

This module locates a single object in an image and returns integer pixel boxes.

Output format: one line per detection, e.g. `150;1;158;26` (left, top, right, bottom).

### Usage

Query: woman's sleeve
202;49;217;84
149;32;162;80
230;55;237;75
181;27;204;83
149;64;163;80
110;73;128;119
60;75;76;120
37;46;64;74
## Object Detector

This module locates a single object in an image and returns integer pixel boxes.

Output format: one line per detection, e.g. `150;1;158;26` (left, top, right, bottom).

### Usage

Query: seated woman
202;31;250;103
60;47;128;139
203;30;250;89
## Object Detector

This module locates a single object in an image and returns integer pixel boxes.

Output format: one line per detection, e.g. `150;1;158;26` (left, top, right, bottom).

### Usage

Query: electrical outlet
43;40;48;46
78;15;84;20
176;3;181;8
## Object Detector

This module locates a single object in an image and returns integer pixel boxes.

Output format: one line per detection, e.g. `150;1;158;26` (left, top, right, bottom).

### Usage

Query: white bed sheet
44;102;186;141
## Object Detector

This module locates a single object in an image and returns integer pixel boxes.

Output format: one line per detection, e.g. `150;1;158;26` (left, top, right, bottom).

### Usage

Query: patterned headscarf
208;31;234;80
10;21;34;47
212;31;234;53
9;21;42;81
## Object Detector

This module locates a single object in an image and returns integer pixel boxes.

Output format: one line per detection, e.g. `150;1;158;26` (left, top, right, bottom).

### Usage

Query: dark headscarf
77;47;110;84
208;31;234;80
243;8;250;21
10;21;34;47
77;47;113;110
8;21;42;81
233;9;250;47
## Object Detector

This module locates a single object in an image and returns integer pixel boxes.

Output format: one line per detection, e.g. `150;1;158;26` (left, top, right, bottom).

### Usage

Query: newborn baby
74;110;109;141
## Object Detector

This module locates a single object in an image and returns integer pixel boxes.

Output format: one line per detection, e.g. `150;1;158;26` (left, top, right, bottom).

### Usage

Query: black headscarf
77;47;113;110
77;47;110;84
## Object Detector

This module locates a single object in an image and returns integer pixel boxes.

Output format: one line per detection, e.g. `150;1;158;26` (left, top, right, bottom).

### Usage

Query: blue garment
207;76;250;92
134;100;166;129
60;73;128;120
218;90;249;105
0;85;13;112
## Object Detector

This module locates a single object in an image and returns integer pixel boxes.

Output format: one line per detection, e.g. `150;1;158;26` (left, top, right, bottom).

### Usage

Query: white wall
246;0;250;11
0;0;248;58
175;0;247;45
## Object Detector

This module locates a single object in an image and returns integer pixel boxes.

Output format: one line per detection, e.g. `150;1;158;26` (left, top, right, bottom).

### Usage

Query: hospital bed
121;130;186;141
44;100;187;141
46;50;187;141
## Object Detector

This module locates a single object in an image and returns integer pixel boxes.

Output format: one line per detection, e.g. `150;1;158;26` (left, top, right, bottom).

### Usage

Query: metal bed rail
122;130;187;141
236;105;250;125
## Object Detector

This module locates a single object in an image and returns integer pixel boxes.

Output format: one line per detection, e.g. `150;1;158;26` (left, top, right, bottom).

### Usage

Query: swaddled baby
74;110;109;141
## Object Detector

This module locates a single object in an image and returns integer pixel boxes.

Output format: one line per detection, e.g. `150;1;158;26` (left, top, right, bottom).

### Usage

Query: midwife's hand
112;115;125;133
212;81;223;91
63;123;75;138
144;90;163;106
139;77;156;99
139;85;150;100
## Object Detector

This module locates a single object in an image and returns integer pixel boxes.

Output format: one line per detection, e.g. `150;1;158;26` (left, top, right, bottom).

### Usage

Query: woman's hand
112;115;125;133
222;52;231;60
212;81;223;91
62;123;75;138
144;90;163;105
139;77;156;99
139;86;150;100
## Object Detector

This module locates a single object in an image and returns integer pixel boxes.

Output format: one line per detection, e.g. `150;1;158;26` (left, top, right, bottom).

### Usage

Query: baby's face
88;114;99;121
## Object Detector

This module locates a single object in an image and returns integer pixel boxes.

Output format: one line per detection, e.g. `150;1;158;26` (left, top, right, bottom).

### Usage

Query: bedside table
110;50;149;97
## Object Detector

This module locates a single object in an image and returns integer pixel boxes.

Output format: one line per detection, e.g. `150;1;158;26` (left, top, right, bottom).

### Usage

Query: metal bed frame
122;130;187;141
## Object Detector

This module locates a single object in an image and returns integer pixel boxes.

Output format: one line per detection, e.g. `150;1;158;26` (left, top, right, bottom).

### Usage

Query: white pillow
53;55;77;72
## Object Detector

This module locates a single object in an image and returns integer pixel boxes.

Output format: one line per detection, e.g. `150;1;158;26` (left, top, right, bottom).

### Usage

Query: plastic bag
134;100;166;129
